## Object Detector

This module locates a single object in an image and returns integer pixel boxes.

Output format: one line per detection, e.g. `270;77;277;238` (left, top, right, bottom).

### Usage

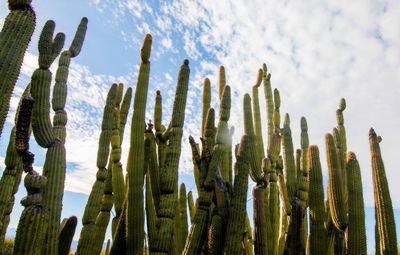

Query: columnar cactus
282;114;296;203
58;216;77;255
76;84;117;255
126;33;152;255
0;85;31;250
307;145;327;255
346;151;367;255
325;133;347;231
369;128;397;255
252;68;265;161
0;0;36;138
223;135;251;254
13;95;49;255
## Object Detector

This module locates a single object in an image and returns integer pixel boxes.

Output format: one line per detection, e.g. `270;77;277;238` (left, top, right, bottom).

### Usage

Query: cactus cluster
0;7;398;255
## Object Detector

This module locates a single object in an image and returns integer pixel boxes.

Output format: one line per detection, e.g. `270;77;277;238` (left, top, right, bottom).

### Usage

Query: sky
0;0;399;253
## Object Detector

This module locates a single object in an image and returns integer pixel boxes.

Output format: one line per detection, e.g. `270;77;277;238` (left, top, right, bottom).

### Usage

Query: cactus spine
369;128;397;255
0;0;35;138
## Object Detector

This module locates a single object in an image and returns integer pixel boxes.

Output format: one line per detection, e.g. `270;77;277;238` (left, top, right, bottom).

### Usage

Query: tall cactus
0;0;36;137
307;145;327;255
346;151;367;255
76;84;116;255
325;133;347;231
126;33;152;255
150;59;190;254
369;128;397;255
223;135;251;254
13;95;49;255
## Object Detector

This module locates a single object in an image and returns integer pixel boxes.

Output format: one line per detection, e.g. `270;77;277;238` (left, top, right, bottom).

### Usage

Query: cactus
177;183;189;253
0;0;36;138
307;145;328;255
125;33;152;255
262;64;274;150
369;128;397;255
0;85;31;251
201;77;211;136
325;133;348;231
187;191;196;224
223;135;251;254
282;113;296;203
346;152;367;255
252;68;265;161
58;216;77;255
208;213;223;255
13;95;49;255
76;84;117;255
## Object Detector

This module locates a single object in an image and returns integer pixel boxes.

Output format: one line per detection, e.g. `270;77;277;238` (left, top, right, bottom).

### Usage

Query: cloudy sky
0;0;399;253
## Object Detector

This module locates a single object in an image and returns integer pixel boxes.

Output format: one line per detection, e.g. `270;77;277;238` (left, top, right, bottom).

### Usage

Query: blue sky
0;0;400;253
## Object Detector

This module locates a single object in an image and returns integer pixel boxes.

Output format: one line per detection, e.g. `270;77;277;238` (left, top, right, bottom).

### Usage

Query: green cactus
243;93;262;182
125;32;152;254
208;213;223;255
149;59;190;254
284;199;305;255
201;77;211;136
369;128;397;255
13;95;49;255
325;133;348;231
262;64;274;151
218;65;226;101
58;216;77;255
76;84;116;255
187;191;196;224
223;135;251;254
346;151;367;255
282;113;296;203
252;68;265;161
307;145;328;255
177;183;189;253
0;0;35;138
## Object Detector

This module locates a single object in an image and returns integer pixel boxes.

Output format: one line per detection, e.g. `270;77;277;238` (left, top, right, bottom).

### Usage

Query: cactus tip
156;90;161;95
346;151;357;161
184;59;189;65
339;98;346;111
140;33;152;62
300;116;307;131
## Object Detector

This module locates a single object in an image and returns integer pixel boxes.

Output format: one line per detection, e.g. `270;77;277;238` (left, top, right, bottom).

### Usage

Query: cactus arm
243;93;262;182
282;113;296;202
187;191;196;224
262;64;274;151
0;0;35;137
201;78;211;136
218;65;226;101
58;216;77;255
369;128;397;255
177;183;189;253
252;68;265;160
